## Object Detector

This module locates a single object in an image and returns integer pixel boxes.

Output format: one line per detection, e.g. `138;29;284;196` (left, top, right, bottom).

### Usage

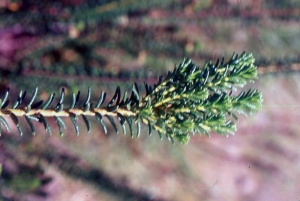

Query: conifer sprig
0;52;262;144
135;52;262;143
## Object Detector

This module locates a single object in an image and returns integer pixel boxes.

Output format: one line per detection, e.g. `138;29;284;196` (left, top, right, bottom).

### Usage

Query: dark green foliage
135;52;263;144
0;52;262;144
0;85;140;138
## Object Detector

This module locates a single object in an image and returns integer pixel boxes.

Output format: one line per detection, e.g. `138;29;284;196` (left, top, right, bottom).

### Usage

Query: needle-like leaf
0;52;262;144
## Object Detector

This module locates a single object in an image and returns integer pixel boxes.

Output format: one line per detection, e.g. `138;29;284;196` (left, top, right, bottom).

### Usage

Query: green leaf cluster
0;52;262;145
136;52;263;144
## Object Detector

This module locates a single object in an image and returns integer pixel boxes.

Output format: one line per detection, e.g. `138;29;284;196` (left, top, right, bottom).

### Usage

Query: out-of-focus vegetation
1;0;300;200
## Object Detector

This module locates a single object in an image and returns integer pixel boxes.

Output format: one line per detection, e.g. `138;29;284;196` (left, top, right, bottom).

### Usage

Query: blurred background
0;0;300;200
